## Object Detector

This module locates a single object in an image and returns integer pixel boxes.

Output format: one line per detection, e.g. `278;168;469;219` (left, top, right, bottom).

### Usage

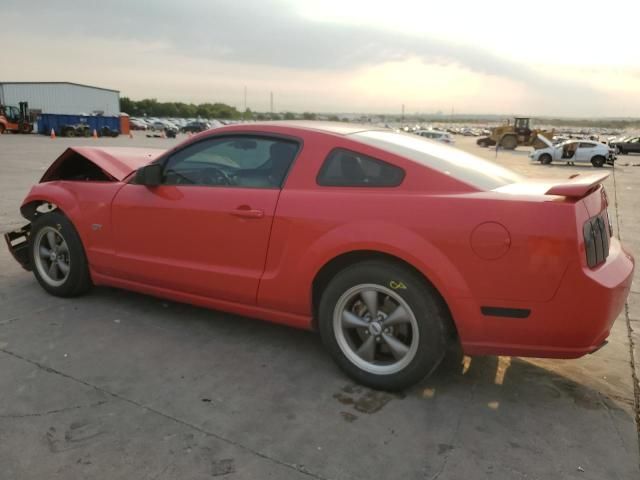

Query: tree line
119;97;320;121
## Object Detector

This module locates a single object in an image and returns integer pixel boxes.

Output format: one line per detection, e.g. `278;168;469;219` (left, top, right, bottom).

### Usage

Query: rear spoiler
545;172;610;197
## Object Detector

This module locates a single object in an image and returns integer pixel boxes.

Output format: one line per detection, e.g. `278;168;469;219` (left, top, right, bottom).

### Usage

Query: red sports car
4;122;635;390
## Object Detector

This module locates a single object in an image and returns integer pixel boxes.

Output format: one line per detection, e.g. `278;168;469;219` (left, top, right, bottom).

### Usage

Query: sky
3;0;639;117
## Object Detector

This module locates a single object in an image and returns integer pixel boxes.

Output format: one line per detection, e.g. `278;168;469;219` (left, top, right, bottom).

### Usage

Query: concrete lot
0;132;638;479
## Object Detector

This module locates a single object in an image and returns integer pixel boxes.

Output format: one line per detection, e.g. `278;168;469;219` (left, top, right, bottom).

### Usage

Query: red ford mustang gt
5;122;635;390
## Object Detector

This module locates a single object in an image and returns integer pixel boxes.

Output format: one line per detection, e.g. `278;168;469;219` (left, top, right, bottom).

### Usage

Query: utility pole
270;91;273;116
243;86;247;112
401;104;405;122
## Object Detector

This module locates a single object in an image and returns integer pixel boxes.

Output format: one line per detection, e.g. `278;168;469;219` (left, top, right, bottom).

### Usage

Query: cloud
3;0;634;116
2;1;597;90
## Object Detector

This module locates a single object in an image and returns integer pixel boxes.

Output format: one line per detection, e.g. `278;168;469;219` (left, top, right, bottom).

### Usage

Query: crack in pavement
427;379;474;480
0;347;331;480
0;400;107;418
0;316;21;326
612;166;640;461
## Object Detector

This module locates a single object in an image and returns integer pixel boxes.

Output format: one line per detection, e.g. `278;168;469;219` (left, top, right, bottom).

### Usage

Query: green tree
302;112;316;120
119;96;135;114
283;112;296;120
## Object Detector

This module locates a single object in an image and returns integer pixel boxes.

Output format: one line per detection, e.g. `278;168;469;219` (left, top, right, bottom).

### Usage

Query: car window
579;142;595;148
163;136;299;188
317;148;404;187
353;130;522;190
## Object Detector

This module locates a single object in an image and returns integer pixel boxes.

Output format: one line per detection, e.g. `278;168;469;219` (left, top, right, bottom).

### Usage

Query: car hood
536;134;554;148
42;147;166;182
494;171;610;198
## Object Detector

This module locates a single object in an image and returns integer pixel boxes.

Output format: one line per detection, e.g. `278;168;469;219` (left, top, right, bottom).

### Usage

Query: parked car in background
129;119;148;130
182;120;211;133
5;122;634;390
609;136;640;155
530;138;615;167
98;126;119;138
151;120;178;132
415;130;455;145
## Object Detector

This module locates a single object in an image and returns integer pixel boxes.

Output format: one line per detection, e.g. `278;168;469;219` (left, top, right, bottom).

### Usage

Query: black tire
29;211;91;297
318;260;447;391
539;153;552;165
500;135;518;150
63;128;75;138
0;124;5;134
591;155;605;168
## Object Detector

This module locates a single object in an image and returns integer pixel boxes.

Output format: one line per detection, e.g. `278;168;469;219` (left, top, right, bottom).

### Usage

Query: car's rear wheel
29;211;91;297
539;153;552;165
319;261;447;391
0;124;6;134
591;155;605;168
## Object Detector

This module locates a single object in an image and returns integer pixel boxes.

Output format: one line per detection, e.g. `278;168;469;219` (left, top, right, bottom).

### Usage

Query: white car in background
529;137;616;168
415;130;455;145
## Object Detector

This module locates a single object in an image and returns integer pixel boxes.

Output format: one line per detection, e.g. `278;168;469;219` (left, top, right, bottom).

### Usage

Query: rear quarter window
317;148;405;187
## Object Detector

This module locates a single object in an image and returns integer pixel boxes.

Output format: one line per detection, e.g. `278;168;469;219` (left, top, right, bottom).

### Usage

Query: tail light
583;211;610;268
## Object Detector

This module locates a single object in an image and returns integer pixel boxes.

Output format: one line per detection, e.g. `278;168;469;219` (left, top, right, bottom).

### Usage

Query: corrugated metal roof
0;81;119;93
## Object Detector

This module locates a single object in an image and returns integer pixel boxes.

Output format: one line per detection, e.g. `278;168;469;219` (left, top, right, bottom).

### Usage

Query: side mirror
135;163;162;187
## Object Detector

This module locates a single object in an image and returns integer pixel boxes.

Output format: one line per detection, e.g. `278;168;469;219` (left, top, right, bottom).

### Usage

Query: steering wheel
199;167;232;186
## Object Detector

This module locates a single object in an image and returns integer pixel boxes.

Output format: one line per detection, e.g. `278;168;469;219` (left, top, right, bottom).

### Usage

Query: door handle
230;207;264;219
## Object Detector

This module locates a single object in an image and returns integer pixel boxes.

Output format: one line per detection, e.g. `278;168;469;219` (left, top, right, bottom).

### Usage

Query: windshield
352;130;522;190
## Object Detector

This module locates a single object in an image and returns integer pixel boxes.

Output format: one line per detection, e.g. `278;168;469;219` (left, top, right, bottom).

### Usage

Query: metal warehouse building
0;82;120;116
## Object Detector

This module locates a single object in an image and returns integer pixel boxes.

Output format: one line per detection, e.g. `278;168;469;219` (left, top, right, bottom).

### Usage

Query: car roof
223;120;385;136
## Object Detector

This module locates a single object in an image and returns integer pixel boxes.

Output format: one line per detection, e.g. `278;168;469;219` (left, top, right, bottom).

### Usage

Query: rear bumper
4;224;32;271
457;237;634;358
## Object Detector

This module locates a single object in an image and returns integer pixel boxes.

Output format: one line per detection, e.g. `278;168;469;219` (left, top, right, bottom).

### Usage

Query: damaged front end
4;224;32;271
5;146;166;272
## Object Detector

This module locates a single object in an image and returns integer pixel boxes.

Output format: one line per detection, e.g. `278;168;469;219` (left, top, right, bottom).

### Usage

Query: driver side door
110;134;299;305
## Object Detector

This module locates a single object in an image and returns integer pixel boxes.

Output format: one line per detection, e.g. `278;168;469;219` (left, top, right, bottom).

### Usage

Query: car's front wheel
539;153;552;165
319;261;447;391
29;211;91;297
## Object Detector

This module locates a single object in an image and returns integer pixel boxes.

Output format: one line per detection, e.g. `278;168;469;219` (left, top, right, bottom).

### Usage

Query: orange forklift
0;102;34;134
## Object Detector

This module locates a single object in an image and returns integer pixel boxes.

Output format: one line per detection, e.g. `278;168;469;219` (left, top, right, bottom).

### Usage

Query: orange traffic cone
50;128;56;139
129;131;134;139
92;129;98;139
161;130;166;139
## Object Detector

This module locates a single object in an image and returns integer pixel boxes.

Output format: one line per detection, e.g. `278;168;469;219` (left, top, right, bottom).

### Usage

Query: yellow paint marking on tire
389;281;407;290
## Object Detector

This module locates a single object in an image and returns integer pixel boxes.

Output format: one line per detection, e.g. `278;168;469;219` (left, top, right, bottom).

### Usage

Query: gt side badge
91;223;102;231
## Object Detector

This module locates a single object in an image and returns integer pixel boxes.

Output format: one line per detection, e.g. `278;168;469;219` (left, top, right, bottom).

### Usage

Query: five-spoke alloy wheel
319;260;447;391
29;211;91;297
334;284;419;375
33;226;71;287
